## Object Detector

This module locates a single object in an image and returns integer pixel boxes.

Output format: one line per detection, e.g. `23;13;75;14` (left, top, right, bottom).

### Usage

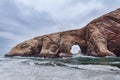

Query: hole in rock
70;45;81;54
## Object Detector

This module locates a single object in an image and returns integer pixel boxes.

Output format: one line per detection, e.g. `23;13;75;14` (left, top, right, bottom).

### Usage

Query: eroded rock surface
5;9;120;57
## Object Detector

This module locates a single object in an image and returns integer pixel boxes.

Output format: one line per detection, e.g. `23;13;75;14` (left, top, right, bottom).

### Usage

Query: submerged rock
5;8;120;57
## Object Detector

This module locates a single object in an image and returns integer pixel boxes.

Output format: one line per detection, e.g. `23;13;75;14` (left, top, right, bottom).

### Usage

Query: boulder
5;8;120;57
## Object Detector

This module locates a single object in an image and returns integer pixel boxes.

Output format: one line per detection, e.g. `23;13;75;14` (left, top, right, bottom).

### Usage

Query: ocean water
0;54;120;80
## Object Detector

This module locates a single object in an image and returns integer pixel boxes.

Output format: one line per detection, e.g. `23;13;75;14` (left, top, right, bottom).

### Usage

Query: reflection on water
0;55;120;80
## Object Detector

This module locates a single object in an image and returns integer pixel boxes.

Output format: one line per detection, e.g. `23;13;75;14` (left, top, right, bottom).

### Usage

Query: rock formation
5;8;120;57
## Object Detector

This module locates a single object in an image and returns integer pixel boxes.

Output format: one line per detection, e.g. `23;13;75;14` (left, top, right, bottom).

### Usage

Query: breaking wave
0;54;120;80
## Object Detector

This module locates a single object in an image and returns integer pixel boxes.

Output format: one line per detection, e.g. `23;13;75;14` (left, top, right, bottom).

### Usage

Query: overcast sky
0;0;120;55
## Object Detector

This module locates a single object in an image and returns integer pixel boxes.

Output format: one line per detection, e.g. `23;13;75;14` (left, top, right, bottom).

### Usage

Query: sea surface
0;54;120;80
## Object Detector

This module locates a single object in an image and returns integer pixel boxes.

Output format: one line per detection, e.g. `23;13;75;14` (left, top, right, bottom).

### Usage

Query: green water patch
58;57;120;68
4;56;120;68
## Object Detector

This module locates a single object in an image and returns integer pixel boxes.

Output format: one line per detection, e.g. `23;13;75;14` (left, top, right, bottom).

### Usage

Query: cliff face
5;9;120;57
86;8;120;56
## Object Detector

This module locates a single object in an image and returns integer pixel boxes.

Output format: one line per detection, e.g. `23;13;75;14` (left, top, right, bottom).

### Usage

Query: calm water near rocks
0;54;120;80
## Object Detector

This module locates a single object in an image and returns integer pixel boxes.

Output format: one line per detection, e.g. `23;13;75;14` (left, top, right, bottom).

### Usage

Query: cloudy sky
0;0;120;55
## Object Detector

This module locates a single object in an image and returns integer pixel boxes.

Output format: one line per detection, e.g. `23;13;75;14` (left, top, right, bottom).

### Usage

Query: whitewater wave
0;56;120;80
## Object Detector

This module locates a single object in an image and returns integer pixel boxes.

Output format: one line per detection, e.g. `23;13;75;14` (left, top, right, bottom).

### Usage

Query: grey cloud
0;0;57;54
0;0;57;37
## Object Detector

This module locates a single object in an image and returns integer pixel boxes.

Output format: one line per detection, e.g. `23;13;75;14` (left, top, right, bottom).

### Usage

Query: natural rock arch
5;8;120;57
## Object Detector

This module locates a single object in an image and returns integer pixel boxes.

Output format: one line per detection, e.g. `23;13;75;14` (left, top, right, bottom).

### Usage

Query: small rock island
5;8;120;57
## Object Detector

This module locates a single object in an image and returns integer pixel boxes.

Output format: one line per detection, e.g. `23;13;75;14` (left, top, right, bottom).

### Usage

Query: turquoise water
0;55;120;80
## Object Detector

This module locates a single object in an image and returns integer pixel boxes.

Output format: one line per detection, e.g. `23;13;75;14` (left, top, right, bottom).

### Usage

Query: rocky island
5;9;120;57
